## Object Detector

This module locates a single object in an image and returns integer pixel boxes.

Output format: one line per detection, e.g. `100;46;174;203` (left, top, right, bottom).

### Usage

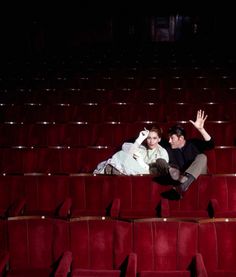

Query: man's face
168;134;184;149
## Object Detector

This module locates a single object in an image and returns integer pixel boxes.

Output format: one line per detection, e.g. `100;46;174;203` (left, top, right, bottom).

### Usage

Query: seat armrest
124;252;137;277
195;252;207;277
160;198;170;217
110;198;120;218
0;251;9;275
58;197;72;218
208;198;220;217
8;197;26;217
55;251;72;277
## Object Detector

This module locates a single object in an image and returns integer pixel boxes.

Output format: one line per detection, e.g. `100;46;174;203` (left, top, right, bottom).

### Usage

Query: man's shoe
173;186;183;199
179;173;195;192
169;166;181;181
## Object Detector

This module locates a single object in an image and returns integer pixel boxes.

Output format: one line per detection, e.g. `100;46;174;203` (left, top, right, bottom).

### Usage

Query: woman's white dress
93;142;169;175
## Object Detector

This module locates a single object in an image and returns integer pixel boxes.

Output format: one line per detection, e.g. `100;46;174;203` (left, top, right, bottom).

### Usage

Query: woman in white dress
93;126;169;175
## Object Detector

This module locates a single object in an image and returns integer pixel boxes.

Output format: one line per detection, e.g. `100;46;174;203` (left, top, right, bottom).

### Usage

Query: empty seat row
1;174;236;219
0;217;133;277
2;70;236;93
1;86;236;104
0;121;235;147
1;217;236;276
1;101;236;122
0;146;115;174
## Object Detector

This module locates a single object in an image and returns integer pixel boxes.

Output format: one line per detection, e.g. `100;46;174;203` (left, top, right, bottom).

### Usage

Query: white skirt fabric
93;150;149;175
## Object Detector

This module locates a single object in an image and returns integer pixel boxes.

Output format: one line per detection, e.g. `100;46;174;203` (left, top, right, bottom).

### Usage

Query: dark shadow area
161;189;182;201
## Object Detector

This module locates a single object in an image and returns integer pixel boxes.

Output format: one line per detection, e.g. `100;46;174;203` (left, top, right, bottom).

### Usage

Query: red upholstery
133;220;198;276
71;103;104;123
206;147;236;174
0;219;7;253
102;103;135;122
66;123;97;147
118;176;167;219
0;176;26;217
166;102;227;122
70;175;119;217
95;122;129;147
0;148;24;174
161;175;212;218
3;174;236;220
0;124;30;146
1;121;235;150
160;174;236;219
70;219;135;277
0;147;117;174
134;103;165;122
198;221;236;276
24;176;71;218
60;147;115;173
207;175;236;218
3;217;71;276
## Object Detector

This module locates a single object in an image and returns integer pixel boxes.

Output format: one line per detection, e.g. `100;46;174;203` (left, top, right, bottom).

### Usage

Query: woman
93;126;169;175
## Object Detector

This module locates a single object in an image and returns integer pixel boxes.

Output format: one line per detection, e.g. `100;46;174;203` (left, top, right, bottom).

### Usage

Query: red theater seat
66;123;97;147
198;220;236;276
0;176;26;218
70;175;120;217
95;123;129;147
0;217;71;276
133;220;198;276
24;176;71;218
160;175;212;218
70;218;135;277
103;103;135;122
118;176;168;219
207;175;236;218
206;147;236;174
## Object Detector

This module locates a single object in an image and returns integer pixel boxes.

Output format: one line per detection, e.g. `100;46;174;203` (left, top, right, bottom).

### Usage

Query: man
157;110;214;197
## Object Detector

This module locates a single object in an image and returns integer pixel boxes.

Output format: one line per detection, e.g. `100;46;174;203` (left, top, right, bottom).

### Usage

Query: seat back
198;221;236;272
7;217;69;270
133;220;198;272
69;219;132;270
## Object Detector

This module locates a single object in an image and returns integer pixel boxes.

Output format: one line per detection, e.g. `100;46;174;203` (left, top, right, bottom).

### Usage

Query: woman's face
146;131;160;149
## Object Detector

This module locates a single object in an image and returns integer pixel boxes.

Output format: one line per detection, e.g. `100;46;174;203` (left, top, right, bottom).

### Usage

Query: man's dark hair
168;124;186;138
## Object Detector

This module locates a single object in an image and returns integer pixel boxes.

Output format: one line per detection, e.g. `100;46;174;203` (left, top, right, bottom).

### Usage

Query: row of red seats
0;217;131;276
0;121;235;147
1;101;236;122
1;86;236;104
2;71;236;91
1;217;236;276
0;174;236;219
0;147;234;174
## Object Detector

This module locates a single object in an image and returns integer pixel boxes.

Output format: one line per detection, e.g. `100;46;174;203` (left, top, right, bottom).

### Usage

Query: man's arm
189;110;211;141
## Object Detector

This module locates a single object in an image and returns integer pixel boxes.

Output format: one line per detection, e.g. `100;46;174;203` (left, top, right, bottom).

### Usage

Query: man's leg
185;153;207;179
178;154;207;193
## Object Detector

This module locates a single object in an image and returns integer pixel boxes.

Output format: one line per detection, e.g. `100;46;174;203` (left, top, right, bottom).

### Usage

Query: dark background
0;3;235;59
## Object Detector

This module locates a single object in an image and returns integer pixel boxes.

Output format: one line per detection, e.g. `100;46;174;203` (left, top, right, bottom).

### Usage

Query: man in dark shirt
156;110;214;197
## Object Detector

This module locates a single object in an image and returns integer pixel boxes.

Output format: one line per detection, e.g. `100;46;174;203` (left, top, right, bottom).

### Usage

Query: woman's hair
168;124;186;138
149;126;163;138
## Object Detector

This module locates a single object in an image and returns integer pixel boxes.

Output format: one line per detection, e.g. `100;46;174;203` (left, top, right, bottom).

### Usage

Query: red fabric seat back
24;176;70;216
69;219;132;270
133;221;198;272
198;221;236;271
7;218;69;270
206;147;236;174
